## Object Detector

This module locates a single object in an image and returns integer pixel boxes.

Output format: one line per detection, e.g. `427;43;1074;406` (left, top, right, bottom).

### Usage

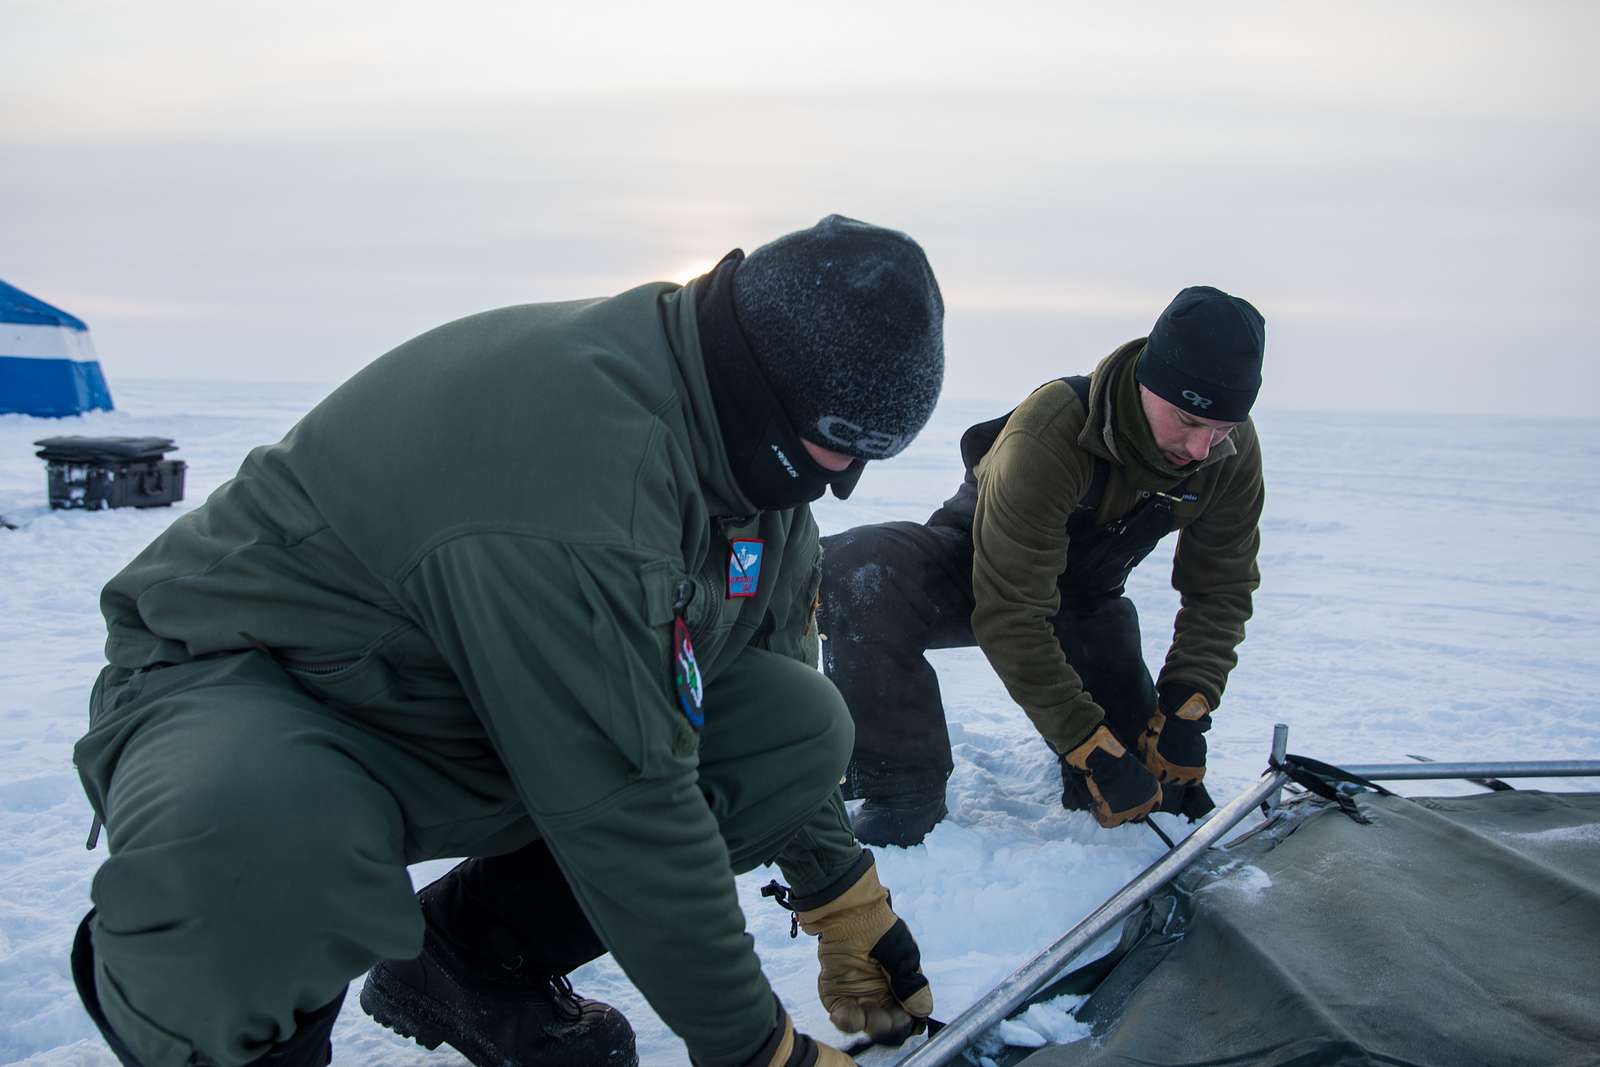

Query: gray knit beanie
731;215;944;460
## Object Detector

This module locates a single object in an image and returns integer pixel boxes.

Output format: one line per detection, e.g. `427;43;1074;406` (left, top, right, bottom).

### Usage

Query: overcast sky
4;0;1596;415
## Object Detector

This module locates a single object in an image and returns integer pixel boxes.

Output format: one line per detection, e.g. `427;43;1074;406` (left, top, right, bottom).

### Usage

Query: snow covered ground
2;379;1598;1066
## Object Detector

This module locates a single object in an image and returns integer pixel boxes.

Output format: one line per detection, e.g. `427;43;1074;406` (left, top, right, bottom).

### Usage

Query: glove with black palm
1061;724;1163;828
795;854;933;1047
1138;688;1212;785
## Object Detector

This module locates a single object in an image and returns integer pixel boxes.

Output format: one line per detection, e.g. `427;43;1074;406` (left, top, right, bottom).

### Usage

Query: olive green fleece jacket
970;339;1264;755
96;281;836;1065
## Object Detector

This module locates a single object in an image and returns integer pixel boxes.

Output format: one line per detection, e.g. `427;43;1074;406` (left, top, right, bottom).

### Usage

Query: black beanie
731;215;944;460
1136;286;1265;423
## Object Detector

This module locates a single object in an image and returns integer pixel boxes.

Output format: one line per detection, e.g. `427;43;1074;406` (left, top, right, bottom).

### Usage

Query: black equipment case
34;436;187;510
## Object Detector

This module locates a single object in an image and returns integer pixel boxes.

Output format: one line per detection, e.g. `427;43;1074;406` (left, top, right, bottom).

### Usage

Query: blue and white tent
1;280;114;417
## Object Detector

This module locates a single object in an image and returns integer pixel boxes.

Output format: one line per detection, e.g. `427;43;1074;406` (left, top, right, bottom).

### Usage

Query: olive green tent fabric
1012;790;1600;1067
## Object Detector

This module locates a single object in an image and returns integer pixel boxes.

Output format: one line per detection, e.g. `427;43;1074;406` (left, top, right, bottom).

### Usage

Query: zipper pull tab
760;880;802;938
673;579;693;618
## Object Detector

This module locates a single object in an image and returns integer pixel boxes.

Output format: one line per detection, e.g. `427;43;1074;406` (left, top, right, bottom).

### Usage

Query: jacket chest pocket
638;558;736;648
687;564;745;647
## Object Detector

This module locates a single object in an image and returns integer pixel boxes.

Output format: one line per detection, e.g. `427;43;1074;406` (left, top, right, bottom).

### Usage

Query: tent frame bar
895;728;1600;1067
1334;760;1600;781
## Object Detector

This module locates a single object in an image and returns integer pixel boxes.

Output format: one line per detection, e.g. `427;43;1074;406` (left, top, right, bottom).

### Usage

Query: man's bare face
1138;385;1240;467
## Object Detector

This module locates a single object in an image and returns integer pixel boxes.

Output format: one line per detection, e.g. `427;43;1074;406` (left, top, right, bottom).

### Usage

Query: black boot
843;758;949;847
851;790;948;847
361;845;636;1067
361;933;635;1067
72;910;343;1067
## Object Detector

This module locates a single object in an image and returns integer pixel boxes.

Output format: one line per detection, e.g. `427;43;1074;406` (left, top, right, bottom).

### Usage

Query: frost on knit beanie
1136;286;1265;423
731;215;945;460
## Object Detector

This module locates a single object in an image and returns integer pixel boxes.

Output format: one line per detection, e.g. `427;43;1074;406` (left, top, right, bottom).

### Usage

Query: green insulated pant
74;648;858;1067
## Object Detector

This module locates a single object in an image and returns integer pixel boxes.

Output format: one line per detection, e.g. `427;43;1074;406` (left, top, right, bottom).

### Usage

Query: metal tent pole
1336;760;1600;781
1265;722;1289;810
896;734;1292;1067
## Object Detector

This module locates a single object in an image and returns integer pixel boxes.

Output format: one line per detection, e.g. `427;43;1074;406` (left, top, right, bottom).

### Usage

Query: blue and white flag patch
727;538;765;598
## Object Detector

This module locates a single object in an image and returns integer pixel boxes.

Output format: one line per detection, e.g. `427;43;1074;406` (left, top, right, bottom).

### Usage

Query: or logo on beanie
1137;285;1265;424
814;415;915;460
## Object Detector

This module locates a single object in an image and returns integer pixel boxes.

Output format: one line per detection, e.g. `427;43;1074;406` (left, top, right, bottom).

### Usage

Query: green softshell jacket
97;281;827;1063
970;340;1264;755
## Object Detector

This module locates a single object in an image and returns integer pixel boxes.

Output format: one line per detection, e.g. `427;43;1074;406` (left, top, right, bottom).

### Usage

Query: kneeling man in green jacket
821;286;1266;846
71;216;942;1067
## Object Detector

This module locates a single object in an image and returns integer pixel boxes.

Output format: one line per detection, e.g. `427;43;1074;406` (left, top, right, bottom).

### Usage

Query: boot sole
359;967;640;1067
359;969;450;1054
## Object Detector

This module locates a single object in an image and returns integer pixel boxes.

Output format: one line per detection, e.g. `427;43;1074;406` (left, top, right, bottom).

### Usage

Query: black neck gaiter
695;251;862;510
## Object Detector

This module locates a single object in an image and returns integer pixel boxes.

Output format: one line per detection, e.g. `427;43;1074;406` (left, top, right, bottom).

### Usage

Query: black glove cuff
1163;714;1212;740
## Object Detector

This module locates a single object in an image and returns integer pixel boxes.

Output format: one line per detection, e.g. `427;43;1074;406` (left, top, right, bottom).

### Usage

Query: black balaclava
697;250;852;511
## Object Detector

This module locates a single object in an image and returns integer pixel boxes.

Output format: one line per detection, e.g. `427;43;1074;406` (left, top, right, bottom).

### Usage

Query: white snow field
2;379;1597;1066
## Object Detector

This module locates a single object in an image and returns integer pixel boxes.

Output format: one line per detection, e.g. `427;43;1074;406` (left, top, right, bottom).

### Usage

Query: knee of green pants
696;650;856;878
746;657;853;785
86;664;422;1066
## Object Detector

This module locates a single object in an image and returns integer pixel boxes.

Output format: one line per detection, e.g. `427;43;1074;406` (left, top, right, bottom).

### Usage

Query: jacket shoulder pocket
639;558;681;626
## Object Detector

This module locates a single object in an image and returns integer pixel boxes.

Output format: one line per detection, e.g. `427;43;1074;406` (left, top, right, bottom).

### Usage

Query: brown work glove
796;856;934;1047
1062;724;1162;828
1138;690;1212;784
746;1011;856;1066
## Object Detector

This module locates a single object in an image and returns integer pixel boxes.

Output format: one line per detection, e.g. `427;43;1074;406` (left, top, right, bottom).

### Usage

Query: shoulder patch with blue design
672;616;704;729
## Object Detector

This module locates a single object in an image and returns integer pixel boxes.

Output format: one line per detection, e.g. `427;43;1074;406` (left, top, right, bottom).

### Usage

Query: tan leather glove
1062;724;1162;828
755;1012;856;1066
1138;691;1212;784
796;857;934;1046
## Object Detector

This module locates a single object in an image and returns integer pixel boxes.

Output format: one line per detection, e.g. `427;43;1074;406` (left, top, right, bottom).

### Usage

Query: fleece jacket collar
1079;338;1238;481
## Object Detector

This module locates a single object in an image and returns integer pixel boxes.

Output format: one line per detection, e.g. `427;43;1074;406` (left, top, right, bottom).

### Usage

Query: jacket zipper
281;659;359;676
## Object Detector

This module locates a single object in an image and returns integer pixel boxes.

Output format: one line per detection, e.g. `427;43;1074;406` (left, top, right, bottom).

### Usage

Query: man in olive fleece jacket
70;216;941;1067
820;286;1265;846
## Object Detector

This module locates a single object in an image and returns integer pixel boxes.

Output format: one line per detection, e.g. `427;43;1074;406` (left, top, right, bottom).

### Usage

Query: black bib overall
819;378;1187;796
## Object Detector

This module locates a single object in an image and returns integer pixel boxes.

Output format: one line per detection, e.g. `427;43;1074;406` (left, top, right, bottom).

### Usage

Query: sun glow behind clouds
670;260;717;285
